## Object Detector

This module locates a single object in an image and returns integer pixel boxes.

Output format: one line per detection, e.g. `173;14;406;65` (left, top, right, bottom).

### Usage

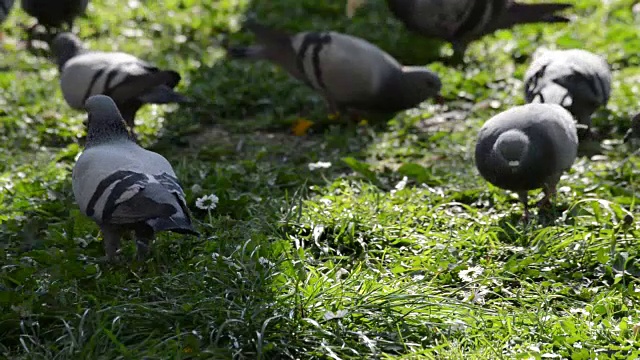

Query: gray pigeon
346;0;572;61
21;0;89;34
0;0;15;26
475;103;578;219
226;20;442;116
524;48;611;133
51;32;190;137
72;95;198;261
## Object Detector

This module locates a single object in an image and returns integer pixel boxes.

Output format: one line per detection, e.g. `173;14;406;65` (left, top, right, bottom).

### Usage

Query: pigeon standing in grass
226;20;442;117
21;0;89;34
524;48;611;135
346;0;573;61
475;103;578;219
50;33;190;138
73;95;198;261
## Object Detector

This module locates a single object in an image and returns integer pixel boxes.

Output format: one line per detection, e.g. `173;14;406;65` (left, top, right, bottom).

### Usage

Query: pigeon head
84;95;132;146
50;32;85;70
395;66;442;107
493;129;530;171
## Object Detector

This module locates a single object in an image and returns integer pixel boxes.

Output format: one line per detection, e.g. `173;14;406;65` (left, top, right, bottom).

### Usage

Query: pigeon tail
138;85;192;104
493;2;572;31
494;129;530;169
146;216;199;236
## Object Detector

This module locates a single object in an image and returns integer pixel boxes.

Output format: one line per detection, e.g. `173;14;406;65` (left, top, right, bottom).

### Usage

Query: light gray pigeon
51;32;190;137
226;20;442;116
21;0;89;34
0;0;15;26
72;95;198;261
346;0;573;61
475;103;578;219
524;48;612;133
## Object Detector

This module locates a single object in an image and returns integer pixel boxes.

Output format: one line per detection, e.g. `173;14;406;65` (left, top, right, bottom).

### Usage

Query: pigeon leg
134;226;155;261
518;191;530;221
447;42;468;65
100;225;122;261
537;184;557;209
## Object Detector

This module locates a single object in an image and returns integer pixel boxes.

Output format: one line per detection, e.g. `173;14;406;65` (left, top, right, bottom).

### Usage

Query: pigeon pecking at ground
50;32;190;138
72;95;198;261
21;0;89;35
524;48;612;137
226;19;442;118
475;103;579;220
346;0;573;62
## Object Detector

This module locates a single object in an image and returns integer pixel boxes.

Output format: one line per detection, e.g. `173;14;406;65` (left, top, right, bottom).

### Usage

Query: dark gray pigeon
21;0;89;34
73;95;198;261
226;20;442;116
347;0;573;61
524;48;611;133
51;33;190;137
475;103;578;219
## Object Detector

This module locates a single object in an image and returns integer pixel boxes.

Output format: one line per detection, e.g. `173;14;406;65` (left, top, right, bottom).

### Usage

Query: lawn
1;0;640;358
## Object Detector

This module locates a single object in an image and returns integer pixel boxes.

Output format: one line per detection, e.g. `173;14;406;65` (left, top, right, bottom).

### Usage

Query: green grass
1;0;640;358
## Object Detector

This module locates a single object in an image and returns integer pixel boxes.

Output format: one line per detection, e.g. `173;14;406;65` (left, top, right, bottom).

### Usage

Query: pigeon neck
532;83;572;108
85;115;134;147
56;47;86;70
494;129;530;169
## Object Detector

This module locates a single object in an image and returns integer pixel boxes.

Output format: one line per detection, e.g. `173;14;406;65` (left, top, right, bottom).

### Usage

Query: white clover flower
459;265;484;282
395;176;408;191
196;194;219;210
308;161;332;171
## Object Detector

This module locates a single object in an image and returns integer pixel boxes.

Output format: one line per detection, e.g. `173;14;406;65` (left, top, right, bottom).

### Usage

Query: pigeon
73;95;198;261
524;48;612;135
346;0;573;61
51;32;190;137
475;103;578;219
226;20;442;116
624;113;640;144
21;0;89;34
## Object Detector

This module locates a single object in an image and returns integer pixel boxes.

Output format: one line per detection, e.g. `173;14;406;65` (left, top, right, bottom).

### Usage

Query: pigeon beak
508;160;520;170
346;0;366;18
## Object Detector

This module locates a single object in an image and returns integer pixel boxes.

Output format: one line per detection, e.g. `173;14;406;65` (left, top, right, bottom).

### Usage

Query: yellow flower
292;118;314;136
327;112;340;120
184;346;193;353
358;119;369;126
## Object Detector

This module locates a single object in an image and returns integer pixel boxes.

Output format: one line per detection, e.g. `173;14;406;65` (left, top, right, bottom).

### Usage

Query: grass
0;0;639;358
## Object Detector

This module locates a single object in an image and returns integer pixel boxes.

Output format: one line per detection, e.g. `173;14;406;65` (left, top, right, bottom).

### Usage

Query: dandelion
196;194;218;210
458;265;484;282
308;161;332;171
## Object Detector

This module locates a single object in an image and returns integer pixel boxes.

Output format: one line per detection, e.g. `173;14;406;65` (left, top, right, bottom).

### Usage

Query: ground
1;0;640;359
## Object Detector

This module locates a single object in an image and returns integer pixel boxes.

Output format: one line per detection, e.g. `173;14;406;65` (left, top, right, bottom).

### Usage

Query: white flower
308;161;332;171
196;194;219;210
395;176;408;191
191;184;203;194
569;308;589;317
458;266;484;282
